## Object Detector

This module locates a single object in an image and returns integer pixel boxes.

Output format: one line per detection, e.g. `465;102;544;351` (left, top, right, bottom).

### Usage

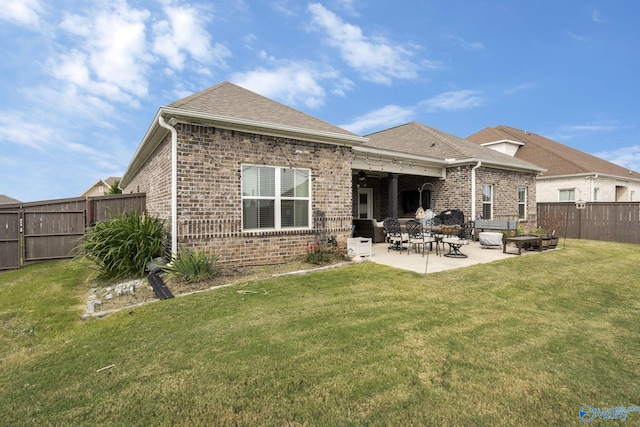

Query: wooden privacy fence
0;194;145;270
537;202;640;244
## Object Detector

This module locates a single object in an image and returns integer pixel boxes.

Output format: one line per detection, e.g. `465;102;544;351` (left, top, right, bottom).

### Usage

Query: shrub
304;241;346;265
77;212;169;279
163;248;219;282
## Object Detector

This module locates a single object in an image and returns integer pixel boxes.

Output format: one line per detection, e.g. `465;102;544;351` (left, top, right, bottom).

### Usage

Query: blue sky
1;0;639;202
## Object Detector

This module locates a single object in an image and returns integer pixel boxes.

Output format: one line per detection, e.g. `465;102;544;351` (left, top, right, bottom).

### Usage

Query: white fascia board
538;172;640;183
440;157;545;174
480;139;525;147
353;145;444;164
161;107;368;147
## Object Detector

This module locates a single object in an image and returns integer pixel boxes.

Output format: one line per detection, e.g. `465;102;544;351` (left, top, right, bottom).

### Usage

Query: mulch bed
87;259;348;317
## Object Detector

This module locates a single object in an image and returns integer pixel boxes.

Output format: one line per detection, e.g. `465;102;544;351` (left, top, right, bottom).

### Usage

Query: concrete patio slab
365;239;545;274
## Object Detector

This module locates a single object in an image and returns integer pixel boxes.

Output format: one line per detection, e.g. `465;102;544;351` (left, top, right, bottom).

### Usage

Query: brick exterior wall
475;166;537;222
125;136;173;220
125;123;353;265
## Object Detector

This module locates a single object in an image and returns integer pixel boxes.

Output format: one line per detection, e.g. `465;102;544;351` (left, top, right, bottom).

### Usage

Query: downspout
589;174;598;202
471;161;482;221
158;115;178;257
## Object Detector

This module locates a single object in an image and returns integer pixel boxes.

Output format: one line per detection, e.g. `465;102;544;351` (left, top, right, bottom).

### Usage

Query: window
518;187;527;219
482;184;493;220
593;187;599;201
242;165;310;230
559;188;575;202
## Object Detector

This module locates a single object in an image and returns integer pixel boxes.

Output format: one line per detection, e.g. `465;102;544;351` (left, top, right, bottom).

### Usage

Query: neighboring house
353;122;544;223
81;177;122;197
121;82;543;265
0;194;20;205
467;125;640;203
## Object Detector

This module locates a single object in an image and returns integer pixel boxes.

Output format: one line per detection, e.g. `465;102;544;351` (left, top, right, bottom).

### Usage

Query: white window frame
357;188;374;219
559;188;575;202
241;164;311;231
518;187;527;219
482;184;493;220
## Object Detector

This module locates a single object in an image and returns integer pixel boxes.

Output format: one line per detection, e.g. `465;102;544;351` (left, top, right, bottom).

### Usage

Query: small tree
107;179;122;194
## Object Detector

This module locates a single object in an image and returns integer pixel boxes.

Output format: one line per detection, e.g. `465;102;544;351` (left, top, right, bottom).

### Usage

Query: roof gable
467;125;639;178
169;81;356;137
362;122;542;171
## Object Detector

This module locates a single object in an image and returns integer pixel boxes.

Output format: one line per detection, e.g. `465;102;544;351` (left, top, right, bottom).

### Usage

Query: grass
1;239;639;426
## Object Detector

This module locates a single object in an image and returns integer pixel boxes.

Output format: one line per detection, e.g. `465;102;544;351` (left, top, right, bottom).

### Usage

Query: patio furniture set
382;217;474;258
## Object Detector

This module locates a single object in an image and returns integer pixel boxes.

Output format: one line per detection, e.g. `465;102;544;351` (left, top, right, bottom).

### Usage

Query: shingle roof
0;194;20;204
363;122;543;170
467;125;639;178
168;81;356;137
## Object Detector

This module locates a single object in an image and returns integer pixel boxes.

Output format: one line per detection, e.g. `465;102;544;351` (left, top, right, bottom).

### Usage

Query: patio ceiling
352;146;446;178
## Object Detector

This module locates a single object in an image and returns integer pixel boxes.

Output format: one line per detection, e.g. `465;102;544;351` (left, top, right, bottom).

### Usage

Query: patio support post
389;173;399;219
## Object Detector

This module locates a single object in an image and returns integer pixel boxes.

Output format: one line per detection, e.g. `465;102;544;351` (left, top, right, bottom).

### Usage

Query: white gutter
160;107;368;147
471;161;482;221
158;115;178;257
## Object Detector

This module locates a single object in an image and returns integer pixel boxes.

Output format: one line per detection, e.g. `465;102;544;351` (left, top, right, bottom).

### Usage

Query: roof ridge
167;81;357;137
168;81;229;108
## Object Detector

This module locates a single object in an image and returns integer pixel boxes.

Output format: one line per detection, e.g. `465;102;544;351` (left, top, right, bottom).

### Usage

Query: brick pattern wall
349;165;536;224
129;123;353;265
476;167;537;221
124;136;173;220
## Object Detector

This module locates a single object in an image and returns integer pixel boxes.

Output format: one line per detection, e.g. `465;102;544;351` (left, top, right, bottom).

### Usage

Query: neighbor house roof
360;122;544;172
81;177;121;197
467;125;639;179
0;194;20;205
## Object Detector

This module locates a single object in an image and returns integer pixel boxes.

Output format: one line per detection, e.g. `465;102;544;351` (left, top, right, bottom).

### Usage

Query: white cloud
444;34;484;50
56;3;152;103
568;31;588;42
232;60;349;109
591;9;606;23
554;122;625;140
595;145;640;172
0;0;44;28
152;3;231;71
340;105;415;135
308;3;420;84
0;112;56;150
421;90;484;112
502;83;534;95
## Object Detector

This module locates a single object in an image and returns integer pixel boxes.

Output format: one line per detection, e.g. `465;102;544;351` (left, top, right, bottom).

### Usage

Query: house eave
537;172;640;183
122;107;368;189
161;107;368;147
352;146;447;178
480;139;525;147
438;157;545;174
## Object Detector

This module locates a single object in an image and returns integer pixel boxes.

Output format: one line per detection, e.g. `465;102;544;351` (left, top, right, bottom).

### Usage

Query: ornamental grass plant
163;247;219;282
76;212;169;279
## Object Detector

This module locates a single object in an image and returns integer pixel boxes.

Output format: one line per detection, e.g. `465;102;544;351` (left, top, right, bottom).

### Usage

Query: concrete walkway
366;239;543;274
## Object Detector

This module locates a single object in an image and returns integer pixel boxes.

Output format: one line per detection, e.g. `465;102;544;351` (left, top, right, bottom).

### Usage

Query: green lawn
1;240;639;426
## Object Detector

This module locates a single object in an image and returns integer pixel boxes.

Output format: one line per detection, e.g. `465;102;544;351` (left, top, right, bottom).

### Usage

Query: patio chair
383;217;406;252
405;219;435;256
